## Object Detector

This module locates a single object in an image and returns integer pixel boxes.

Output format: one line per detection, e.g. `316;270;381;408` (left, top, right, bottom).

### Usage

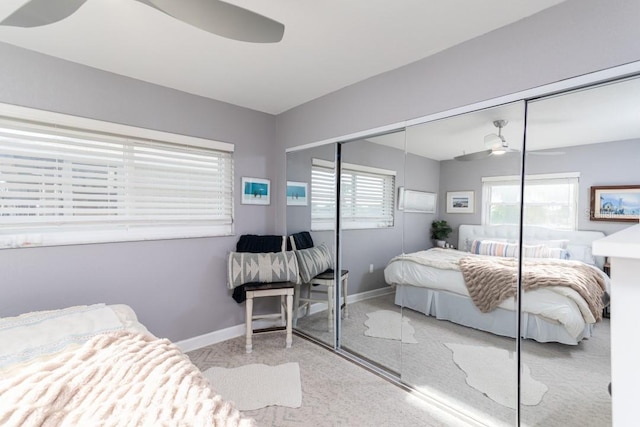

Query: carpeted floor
296;293;612;427
187;331;473;427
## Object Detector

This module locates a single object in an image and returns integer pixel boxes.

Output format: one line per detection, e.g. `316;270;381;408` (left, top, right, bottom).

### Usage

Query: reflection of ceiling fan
454;119;565;161
455;119;517;161
0;0;285;43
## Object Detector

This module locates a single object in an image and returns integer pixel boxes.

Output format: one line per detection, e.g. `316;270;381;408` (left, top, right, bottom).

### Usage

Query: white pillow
566;244;596;265
524;239;569;250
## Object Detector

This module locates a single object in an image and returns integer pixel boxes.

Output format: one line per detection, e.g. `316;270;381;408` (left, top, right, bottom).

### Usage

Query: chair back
287;231;314;251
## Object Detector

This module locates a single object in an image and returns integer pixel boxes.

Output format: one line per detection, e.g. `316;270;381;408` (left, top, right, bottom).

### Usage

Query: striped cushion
227;251;299;289
470;240;569;259
470;240;518;257
295;243;333;283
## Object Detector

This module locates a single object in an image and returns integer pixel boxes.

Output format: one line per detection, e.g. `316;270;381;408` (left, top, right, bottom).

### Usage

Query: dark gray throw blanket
458;256;607;321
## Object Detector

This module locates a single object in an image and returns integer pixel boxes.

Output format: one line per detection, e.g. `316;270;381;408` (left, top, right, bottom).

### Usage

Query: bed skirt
394;284;593;345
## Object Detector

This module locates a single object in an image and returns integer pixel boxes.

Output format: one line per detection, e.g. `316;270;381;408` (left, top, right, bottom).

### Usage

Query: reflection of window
482;173;579;230
311;158;395;230
0;114;234;248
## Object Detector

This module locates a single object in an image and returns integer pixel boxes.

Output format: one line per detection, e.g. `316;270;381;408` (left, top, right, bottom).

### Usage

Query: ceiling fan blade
139;0;285;43
454;149;492;161
0;0;88;28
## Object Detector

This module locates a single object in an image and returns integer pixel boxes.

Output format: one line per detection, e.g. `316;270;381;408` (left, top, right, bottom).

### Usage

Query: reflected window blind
311;158;395;229
0;117;234;246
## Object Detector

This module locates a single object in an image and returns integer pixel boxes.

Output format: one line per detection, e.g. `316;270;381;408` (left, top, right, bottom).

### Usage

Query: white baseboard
175;318;282;353
348;285;393;303
175;286;394;352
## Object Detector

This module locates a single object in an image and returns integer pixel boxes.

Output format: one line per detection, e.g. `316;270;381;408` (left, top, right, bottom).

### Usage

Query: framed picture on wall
241;177;271;205
287;181;308;206
590;185;640;222
446;191;474;214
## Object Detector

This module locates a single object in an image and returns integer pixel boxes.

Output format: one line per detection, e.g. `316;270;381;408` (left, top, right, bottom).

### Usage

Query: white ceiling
368;77;640;160
0;0;566;114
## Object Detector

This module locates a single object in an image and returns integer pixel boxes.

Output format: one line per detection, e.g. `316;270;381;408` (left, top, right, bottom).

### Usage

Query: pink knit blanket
0;331;255;427
459;256;606;321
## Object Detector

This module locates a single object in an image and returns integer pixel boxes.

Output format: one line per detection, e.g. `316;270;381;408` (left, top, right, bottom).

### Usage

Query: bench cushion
295;243;333;283
227;251;299;289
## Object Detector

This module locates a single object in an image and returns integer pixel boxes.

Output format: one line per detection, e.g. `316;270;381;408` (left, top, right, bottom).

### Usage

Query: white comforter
384;248;610;339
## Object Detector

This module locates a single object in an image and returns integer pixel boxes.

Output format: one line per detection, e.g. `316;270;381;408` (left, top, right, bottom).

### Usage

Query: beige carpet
203;363;302;411
187;332;472;427
297;293;611;427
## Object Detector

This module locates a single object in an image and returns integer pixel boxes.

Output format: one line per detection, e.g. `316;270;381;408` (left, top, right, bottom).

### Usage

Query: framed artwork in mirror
590;185;640;222
286;181;308;206
241;177;270;205
446;191;474;213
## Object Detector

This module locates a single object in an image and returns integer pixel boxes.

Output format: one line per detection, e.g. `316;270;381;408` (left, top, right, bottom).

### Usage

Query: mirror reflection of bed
388;224;608;345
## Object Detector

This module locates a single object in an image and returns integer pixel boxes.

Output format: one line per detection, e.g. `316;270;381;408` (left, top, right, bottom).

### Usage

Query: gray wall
274;0;640;233
0;42;278;341
438;140;640;245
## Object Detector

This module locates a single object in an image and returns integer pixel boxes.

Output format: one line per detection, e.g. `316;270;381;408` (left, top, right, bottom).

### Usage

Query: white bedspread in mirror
384;225;609;345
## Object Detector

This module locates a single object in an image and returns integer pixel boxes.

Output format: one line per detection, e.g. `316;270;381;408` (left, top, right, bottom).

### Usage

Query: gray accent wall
0;42;277;341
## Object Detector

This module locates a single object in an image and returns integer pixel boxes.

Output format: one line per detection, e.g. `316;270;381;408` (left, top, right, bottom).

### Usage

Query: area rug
203;362;302;411
364;310;418;343
445;343;548;409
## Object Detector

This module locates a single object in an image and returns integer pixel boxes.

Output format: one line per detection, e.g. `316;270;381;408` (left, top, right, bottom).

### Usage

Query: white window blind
0;116;234;248
311;158;395;230
482;173;579;230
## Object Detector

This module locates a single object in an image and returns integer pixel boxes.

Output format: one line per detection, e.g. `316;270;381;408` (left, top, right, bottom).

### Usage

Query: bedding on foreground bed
0;304;255;427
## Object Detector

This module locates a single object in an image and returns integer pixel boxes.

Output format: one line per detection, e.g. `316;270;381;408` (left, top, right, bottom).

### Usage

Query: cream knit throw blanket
459;256;606;321
0;331;255;427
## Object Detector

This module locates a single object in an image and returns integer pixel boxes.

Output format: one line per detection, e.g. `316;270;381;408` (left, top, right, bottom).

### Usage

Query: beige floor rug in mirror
203;362;302;411
364;309;418;343
445;343;548;409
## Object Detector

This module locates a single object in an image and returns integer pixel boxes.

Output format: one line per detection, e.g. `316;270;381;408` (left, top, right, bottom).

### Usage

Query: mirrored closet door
286;142;338;347
338;131;406;374
285;73;638;427
397;102;524;426
519;76;640;426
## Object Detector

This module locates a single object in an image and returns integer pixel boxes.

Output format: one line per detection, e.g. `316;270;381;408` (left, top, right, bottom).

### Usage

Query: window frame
481;172;580;230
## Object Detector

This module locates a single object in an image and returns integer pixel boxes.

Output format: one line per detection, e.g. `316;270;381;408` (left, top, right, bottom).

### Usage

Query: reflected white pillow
566;244;596;265
524;239;569;250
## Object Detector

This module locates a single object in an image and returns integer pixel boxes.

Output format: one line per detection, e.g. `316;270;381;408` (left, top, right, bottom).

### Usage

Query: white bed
384;225;610;345
0;304;254;426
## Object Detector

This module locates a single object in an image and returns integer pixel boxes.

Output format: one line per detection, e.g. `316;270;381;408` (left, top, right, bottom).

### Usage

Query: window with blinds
311;158;395;230
0;114;234;248
481;173;579;230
